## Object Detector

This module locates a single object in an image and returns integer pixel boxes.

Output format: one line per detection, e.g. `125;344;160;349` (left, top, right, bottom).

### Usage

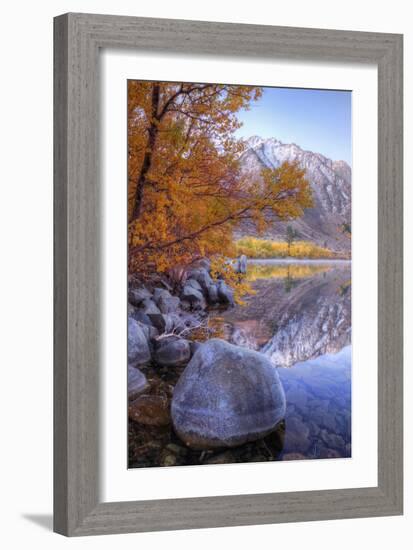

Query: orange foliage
128;81;313;275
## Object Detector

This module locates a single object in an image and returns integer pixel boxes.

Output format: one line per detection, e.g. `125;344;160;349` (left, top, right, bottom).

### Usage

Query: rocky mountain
238;137;352;253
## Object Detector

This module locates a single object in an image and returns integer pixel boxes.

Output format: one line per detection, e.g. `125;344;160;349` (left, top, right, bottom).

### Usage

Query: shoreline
247;258;351;265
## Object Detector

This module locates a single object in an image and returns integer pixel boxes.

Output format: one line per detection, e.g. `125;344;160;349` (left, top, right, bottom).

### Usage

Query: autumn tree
128;80;313;275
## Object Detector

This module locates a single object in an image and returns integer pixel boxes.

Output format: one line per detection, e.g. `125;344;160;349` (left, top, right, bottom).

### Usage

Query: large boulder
128;286;152;307
128;317;151;367
128;366;150;401
153;336;191;367
171;339;286;449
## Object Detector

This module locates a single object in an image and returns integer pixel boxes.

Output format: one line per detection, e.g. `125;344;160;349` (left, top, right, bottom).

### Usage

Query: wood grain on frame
53;13;403;536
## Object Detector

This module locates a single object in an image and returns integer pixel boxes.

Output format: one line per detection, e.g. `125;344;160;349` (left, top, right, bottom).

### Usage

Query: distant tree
285;225;299;255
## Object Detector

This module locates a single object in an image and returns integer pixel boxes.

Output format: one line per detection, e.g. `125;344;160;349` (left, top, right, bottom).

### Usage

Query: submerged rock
171;339;286;449
128;394;170;426
153;336;191;367
128;366;150;400
128;317;151;367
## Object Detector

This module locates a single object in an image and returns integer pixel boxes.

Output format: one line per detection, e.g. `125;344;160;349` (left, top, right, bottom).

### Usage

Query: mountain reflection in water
207;259;352;460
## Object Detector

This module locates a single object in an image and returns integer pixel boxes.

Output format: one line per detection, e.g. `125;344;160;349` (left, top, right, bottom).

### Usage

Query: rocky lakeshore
128;259;289;466
128;258;351;468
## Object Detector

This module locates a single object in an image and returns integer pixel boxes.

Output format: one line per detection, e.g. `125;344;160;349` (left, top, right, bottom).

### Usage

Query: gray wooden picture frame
54;12;403;536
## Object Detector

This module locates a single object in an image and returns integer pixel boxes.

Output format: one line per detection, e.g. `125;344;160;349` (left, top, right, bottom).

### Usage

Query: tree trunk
130;83;160;221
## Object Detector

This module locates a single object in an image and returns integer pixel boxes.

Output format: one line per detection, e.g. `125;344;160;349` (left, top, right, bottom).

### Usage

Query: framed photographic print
54;13;403;536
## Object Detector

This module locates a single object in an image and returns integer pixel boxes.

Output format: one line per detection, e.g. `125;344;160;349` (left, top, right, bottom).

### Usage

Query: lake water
209;259;352;460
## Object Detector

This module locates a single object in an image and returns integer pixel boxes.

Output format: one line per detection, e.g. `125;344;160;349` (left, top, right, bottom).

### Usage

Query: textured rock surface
154;336;191;367
128;317;151;367
217;280;234;306
128;366;150;400
128;286;152;307
171;339;286;449
181;285;206;310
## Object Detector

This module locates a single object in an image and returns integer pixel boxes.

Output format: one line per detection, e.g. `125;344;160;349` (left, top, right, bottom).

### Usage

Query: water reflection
210;260;351;366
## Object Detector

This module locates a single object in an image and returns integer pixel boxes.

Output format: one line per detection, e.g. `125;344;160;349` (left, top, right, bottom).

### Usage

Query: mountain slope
238;137;351;253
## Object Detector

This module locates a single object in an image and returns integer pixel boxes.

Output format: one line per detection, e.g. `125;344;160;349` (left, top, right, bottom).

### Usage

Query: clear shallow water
277;346;351;459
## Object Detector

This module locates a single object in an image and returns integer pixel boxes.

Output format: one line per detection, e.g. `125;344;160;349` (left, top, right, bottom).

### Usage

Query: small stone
181;285;206;310
128;317;151;367
160;451;177;467
204;451;236;464
282;452;308;461
130;309;153;327
185;278;203;292
165;443;187;456
128;286;152;307
128;366;150;401
140;298;161;315
128;394;170;426
154;336;191;367
158;294;180;314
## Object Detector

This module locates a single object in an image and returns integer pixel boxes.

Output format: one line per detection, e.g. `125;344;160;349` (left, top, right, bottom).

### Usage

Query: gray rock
147;313;169;333
128;317;151;367
128;366;150;400
206;283;219;304
128;286;152;307
157;294;180;314
187;267;213;290
192;258;211;271
217;280;234;306
153;287;171;303
171;339;286;449
181;285;206;310
185;278;203;292
153;336;191;367
140;298;161;315
130;308;153;327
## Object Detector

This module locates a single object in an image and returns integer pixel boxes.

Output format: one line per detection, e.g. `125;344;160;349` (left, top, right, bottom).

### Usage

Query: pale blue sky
236;87;352;165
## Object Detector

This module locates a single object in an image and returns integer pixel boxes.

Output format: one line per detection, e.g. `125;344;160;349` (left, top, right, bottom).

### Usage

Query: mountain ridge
237;136;352;253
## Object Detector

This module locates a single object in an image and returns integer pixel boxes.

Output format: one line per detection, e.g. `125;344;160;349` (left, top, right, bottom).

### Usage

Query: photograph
127;79;352;468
